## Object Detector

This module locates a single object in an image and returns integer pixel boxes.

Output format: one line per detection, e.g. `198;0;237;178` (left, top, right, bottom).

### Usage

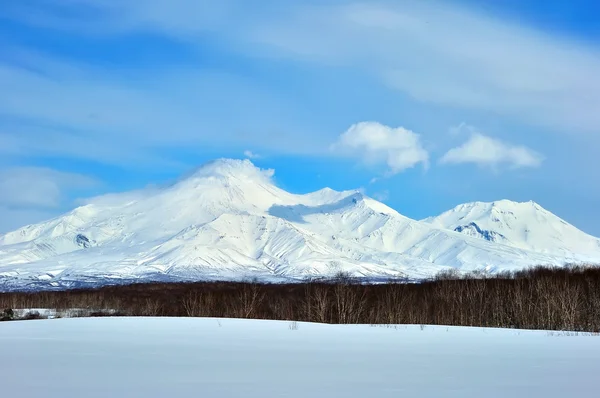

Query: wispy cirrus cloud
9;0;600;125
4;0;600;163
245;1;600;136
0;53;330;168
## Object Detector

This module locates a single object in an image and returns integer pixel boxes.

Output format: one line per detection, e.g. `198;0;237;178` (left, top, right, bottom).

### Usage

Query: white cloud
332;121;429;176
5;1;600;137
440;133;543;169
0;167;98;209
246;2;600;136
243;150;262;159
3;0;600;169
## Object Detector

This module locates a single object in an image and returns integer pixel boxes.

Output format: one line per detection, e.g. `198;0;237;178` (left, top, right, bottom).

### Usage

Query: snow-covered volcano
1;159;599;290
423;200;600;257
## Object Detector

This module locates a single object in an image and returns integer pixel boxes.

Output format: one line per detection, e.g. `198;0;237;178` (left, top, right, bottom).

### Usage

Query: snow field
1;317;599;397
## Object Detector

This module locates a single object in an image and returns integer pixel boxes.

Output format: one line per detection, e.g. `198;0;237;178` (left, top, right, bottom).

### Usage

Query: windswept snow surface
1;318;599;397
1;158;600;290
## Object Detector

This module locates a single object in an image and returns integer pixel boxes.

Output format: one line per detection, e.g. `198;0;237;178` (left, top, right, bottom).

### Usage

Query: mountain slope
1;159;599;290
422;200;600;258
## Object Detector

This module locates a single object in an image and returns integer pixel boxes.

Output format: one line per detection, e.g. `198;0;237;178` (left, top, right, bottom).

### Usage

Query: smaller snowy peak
424;200;600;257
437;200;540;218
424;200;549;226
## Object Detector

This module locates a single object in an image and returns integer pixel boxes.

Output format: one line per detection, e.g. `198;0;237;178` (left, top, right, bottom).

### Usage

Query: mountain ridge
1;158;598;291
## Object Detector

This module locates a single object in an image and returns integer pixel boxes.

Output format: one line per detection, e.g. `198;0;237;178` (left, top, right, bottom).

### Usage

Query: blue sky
1;0;600;235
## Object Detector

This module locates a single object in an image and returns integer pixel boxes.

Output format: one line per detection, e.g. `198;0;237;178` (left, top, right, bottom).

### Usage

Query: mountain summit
423;200;600;257
1;159;599;290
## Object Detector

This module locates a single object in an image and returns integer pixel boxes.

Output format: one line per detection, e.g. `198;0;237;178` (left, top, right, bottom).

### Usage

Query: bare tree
182;291;215;317
312;285;330;323
236;282;265;318
141;298;163;316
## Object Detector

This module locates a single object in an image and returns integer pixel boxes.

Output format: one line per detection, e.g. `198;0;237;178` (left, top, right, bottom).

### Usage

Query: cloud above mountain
440;134;544;169
332;122;429;177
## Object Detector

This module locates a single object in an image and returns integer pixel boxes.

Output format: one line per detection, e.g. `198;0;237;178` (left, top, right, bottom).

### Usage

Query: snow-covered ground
1;317;598;397
2;159;600;290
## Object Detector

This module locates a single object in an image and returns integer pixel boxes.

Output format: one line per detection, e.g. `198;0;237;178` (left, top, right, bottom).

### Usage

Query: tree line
1;265;599;332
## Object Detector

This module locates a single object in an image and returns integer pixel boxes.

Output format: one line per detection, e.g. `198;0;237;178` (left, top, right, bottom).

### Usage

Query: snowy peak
168;158;284;209
1;159;600;290
179;158;276;184
424;200;600;256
